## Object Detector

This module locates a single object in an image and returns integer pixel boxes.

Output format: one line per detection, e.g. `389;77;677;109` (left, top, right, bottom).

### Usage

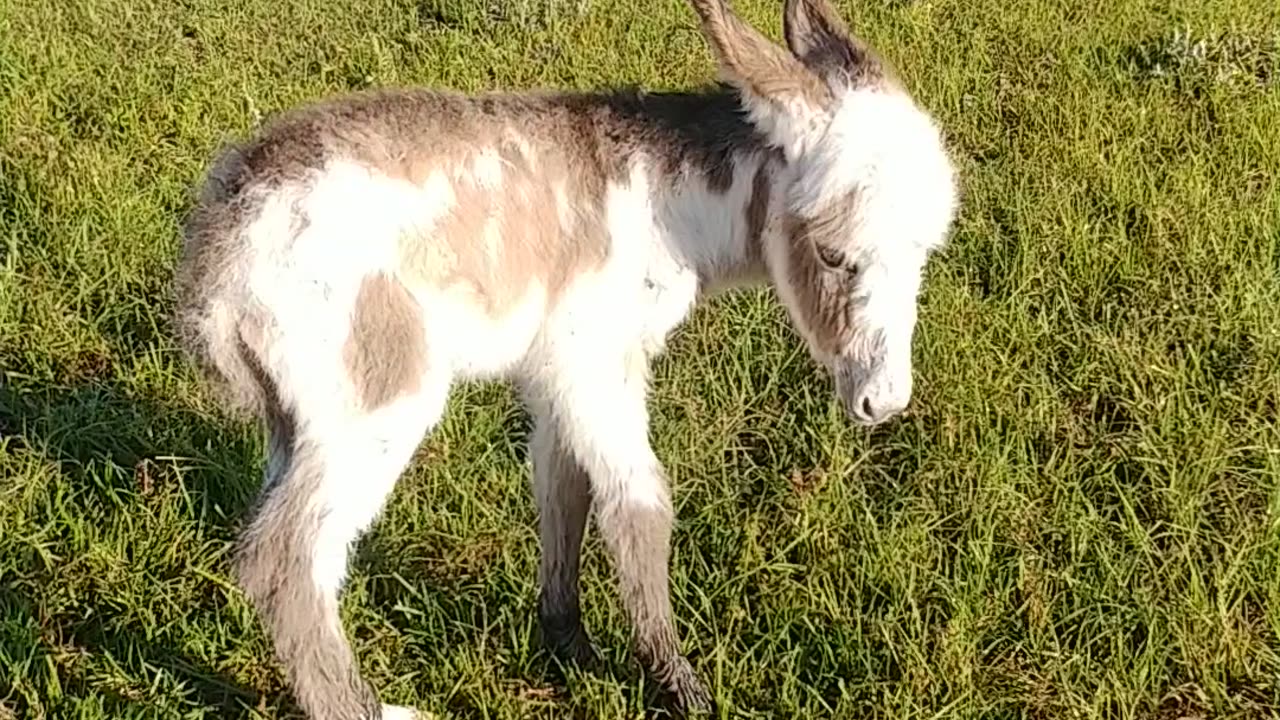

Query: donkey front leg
538;353;714;714
594;470;711;714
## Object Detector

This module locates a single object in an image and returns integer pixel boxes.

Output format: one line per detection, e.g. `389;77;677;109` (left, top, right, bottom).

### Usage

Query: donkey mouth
832;360;907;427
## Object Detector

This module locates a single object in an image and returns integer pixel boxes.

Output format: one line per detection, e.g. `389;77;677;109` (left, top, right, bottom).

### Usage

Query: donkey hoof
545;626;602;669
663;660;714;716
565;634;603;668
540;608;601;669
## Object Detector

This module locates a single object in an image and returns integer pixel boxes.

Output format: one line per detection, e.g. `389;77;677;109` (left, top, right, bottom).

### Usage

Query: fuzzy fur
172;0;958;717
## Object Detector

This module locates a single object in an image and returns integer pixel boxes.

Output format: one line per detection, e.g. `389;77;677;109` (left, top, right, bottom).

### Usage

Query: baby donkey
174;0;958;716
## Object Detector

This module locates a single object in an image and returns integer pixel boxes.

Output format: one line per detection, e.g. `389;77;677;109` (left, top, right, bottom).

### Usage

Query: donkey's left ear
784;0;886;89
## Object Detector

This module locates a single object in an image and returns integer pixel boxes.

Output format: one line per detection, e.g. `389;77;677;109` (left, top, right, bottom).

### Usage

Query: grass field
2;0;1279;717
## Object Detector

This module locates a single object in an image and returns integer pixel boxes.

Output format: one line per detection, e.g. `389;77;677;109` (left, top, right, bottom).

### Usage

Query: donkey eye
816;245;861;277
815;244;847;270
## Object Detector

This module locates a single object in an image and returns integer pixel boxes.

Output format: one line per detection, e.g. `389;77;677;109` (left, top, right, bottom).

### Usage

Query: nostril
860;396;875;419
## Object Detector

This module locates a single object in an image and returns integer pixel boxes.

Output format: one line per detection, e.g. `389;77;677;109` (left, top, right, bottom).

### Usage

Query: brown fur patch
783;192;861;355
396;136;610;316
744;159;773;269
343;274;426;410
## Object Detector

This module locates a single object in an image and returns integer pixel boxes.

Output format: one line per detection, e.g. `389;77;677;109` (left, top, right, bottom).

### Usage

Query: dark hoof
539;606;601;670
548;628;601;669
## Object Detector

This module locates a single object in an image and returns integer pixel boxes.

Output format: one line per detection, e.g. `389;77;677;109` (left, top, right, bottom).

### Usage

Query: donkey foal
174;0;958;717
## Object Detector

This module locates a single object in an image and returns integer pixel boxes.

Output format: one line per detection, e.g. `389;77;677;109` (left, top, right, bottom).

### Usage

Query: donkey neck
590;87;777;294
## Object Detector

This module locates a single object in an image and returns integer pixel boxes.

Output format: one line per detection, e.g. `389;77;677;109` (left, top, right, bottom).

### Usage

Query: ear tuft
783;0;888;89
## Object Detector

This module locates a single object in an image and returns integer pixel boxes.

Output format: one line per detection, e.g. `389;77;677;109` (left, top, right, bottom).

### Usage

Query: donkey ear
783;0;885;88
688;0;835;157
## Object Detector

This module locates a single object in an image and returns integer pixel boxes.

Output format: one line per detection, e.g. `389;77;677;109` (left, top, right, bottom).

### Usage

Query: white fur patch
516;161;727;515
552;179;574;233
307;376;449;596
795;88;957;254
470;148;505;190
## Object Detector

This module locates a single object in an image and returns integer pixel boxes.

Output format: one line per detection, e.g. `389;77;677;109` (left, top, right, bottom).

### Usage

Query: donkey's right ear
688;0;836;159
784;0;887;89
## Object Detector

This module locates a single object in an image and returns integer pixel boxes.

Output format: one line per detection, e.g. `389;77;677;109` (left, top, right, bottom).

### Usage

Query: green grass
2;0;1278;717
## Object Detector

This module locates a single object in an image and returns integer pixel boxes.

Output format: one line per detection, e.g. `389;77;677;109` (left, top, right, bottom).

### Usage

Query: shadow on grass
0;378;281;717
0;584;274;717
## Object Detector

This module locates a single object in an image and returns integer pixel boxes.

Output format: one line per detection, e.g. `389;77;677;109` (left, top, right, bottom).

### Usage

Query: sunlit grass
2;0;1278;717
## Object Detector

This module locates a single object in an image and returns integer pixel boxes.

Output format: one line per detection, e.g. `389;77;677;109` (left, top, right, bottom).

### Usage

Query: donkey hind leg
540;351;713;714
236;370;446;720
528;408;600;668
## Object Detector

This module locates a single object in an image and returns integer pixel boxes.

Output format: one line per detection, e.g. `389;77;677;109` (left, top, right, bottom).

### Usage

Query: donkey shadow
0;376;682;719
1;378;281;717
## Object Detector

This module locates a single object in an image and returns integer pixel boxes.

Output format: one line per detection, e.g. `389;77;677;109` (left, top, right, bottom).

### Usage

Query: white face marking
768;87;958;425
807;88;957;255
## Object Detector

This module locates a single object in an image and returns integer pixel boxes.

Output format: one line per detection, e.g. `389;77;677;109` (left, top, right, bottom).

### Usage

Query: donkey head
691;0;958;426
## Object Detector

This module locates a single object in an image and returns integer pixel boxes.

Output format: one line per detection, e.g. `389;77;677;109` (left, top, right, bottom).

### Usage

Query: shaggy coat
173;0;958;717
